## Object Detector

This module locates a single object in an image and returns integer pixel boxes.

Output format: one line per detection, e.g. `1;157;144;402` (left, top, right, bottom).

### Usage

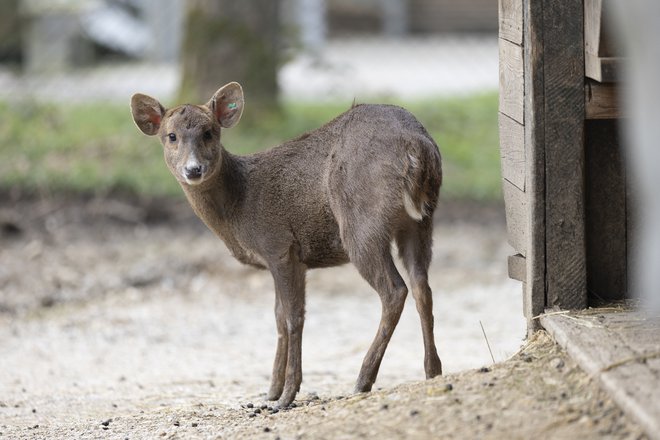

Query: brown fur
131;82;443;407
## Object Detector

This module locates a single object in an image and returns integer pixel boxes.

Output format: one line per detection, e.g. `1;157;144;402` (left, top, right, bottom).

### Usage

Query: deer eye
203;130;213;141
168;133;177;142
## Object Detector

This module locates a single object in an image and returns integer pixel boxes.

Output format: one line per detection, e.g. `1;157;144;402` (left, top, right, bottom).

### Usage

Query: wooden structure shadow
499;1;659;438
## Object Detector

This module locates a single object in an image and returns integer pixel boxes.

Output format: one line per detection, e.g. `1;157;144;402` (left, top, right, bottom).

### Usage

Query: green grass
0;92;501;200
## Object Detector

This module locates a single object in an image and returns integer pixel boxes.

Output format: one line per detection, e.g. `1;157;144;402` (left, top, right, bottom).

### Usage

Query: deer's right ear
130;93;166;136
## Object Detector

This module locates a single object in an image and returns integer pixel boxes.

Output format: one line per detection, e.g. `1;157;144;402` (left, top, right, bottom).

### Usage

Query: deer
130;82;443;408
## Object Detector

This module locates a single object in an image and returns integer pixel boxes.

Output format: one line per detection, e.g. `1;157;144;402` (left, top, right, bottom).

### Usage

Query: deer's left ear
206;82;244;128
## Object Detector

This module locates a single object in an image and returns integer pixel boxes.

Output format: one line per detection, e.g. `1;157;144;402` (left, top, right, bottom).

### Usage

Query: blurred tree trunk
0;0;22;63
178;0;281;118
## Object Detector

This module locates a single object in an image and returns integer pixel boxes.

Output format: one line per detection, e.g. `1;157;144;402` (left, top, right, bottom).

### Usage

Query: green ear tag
228;103;237;110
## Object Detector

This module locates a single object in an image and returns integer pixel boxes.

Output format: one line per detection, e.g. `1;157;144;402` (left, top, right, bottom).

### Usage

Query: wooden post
541;0;587;310
522;0;546;330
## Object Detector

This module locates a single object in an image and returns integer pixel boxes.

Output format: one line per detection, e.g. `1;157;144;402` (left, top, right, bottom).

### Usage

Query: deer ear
207;82;244;128
131;93;166;136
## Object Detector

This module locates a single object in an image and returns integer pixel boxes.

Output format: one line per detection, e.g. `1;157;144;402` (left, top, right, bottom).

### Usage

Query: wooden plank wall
498;0;526;260
500;0;589;330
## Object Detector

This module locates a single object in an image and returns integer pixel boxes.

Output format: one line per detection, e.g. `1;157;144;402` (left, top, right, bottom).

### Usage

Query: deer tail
403;136;442;222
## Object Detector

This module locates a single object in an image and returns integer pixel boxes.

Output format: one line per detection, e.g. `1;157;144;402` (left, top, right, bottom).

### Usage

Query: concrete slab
541;307;660;440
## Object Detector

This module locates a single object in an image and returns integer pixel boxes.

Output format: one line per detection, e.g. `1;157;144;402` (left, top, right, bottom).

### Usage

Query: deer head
130;82;244;186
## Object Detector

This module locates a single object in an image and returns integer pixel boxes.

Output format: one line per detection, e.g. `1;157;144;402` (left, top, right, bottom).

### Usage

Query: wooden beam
542;0;587;310
585;80;621;119
585;52;621;83
523;0;546;329
541;310;660;439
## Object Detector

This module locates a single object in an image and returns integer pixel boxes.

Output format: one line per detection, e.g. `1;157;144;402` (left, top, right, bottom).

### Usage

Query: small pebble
192;423;198;427
248;413;257;418
246;403;254;409
410;410;420;417
31;409;36;414
381;404;389;411
101;419;111;427
173;421;180;427
444;384;453;391
254;409;261;414
264;427;271;432
550;358;565;369
479;367;490;373
260;404;268;410
270;408;279;414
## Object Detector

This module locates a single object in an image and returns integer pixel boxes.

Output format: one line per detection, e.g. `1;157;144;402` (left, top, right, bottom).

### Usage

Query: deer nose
184;165;203;180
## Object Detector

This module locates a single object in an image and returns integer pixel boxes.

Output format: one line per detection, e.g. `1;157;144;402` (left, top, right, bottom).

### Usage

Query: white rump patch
403;191;424;221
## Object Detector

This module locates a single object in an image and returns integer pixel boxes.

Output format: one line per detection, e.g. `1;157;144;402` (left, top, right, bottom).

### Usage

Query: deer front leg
269;258;306;408
267;297;288;400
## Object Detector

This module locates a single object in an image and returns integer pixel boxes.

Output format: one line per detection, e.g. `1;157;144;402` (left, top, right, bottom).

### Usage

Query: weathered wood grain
541;310;660;440
584;0;621;82
499;112;525;191
584;0;603;56
499;0;523;45
522;0;545;330
585;53;620;83
499;38;524;124
584;0;617;57
585;80;621;119
585;119;627;303
542;0;587;310
502;179;527;257
508;253;526;282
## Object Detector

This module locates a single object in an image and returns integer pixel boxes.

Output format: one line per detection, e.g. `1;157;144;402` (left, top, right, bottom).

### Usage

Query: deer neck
181;148;246;235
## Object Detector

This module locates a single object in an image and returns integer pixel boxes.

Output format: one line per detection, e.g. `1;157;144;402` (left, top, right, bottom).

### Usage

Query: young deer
131;82;443;407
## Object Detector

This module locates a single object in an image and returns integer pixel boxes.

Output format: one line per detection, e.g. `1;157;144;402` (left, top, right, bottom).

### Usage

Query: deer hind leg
396;217;442;378
343;232;409;393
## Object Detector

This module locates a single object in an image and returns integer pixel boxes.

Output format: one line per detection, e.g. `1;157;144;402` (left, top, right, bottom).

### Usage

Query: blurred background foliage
0;0;500;201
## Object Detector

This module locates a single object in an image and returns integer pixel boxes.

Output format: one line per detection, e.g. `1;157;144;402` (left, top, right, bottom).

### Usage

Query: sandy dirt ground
0;196;646;439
